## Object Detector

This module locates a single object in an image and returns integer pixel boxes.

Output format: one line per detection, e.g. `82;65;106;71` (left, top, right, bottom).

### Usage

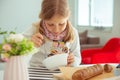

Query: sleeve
70;28;81;66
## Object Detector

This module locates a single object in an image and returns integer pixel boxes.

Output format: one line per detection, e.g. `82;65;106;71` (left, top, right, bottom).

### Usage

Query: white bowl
42;54;68;70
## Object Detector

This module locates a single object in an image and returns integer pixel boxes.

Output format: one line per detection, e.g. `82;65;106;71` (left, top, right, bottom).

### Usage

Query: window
78;0;114;27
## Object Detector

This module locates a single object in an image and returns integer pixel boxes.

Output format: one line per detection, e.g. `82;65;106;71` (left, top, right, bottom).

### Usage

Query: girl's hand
67;53;74;66
31;33;44;47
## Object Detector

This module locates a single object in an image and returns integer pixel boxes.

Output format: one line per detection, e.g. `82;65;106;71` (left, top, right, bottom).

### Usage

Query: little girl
23;0;81;67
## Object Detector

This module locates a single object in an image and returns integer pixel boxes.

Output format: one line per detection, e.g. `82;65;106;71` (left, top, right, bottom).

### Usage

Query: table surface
0;63;120;80
0;63;60;80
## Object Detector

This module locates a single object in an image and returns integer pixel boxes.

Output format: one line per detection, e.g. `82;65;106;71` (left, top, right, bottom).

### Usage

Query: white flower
8;34;24;42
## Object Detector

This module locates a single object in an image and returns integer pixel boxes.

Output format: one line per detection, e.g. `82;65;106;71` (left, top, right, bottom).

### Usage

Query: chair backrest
102;38;120;51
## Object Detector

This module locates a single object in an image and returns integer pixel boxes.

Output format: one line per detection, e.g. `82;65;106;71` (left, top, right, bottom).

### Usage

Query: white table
0;63;60;80
0;62;5;80
0;64;119;80
0;71;4;80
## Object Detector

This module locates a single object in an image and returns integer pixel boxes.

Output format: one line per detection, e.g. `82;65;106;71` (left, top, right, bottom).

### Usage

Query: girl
23;0;81;67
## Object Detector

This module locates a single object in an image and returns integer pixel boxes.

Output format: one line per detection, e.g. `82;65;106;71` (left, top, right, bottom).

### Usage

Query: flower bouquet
0;33;34;62
0;33;35;80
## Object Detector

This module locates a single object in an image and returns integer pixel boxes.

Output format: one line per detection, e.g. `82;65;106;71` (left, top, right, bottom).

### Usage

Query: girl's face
44;14;68;35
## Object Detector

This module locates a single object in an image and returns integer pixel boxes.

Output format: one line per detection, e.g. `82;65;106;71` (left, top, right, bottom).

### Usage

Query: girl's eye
59;23;65;26
48;24;54;26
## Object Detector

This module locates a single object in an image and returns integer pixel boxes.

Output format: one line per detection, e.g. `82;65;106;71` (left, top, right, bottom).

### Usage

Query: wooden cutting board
53;64;118;80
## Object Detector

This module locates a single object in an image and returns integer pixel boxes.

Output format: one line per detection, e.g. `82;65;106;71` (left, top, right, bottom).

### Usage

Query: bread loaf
104;64;113;73
72;64;103;80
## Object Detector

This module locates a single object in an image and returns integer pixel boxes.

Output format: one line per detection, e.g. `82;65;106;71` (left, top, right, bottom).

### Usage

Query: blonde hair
35;0;74;42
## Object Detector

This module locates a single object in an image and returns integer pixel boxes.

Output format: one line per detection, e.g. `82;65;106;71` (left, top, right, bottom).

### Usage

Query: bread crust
104;64;113;73
72;64;103;80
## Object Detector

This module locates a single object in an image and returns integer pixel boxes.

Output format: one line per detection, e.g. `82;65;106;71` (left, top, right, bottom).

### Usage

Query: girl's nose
54;26;59;33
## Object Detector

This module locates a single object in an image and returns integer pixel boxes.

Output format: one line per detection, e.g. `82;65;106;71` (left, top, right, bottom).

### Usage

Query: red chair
81;37;120;64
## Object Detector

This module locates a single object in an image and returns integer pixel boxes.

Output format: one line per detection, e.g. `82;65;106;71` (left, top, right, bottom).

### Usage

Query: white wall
0;0;42;33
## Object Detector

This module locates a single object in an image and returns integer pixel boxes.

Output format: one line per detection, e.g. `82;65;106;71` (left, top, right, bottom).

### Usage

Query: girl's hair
35;0;74;42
